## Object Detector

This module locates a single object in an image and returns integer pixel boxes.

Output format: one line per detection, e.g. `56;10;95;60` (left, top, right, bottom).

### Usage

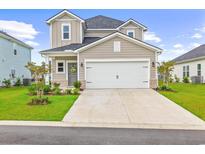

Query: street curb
0;121;205;130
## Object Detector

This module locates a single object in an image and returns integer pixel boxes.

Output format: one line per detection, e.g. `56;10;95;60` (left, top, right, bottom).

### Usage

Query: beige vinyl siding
51;14;81;48
51;56;77;88
119;22;143;40
79;36;157;88
84;30;115;38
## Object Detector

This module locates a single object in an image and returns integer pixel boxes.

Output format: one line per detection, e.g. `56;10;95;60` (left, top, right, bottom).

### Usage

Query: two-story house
40;10;162;89
0;31;32;86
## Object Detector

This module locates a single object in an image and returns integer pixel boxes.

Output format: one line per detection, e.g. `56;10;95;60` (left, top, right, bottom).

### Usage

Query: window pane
58;67;63;72
63;33;69;39
128;32;134;38
58;62;63;67
63;25;69;32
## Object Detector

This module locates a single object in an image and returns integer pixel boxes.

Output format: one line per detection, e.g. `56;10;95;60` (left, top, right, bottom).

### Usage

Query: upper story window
126;30;135;38
14;49;17;55
56;60;65;73
197;64;201;76
62;24;71;40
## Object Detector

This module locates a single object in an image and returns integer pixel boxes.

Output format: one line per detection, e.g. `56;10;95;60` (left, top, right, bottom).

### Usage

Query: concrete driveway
63;89;205;129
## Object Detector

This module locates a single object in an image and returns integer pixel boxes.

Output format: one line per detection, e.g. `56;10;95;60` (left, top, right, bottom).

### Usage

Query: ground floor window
183;65;189;78
56;60;65;73
197;64;201;76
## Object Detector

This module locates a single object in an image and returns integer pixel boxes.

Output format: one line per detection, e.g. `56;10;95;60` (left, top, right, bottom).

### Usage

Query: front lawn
0;87;78;121
159;83;205;121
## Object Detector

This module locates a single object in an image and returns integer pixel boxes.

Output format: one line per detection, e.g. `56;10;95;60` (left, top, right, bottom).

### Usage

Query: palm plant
158;61;175;87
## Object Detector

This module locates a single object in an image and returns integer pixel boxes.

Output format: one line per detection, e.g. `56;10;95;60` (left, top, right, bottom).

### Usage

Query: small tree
158;61;175;87
25;62;48;98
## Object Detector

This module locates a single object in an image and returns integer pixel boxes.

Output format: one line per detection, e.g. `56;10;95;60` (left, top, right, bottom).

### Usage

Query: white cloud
190;42;201;48
25;41;39;47
0;20;39;40
173;43;183;49
144;32;161;43
191;33;202;39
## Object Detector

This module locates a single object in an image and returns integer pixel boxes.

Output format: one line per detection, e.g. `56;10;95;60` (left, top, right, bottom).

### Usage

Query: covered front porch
44;52;79;89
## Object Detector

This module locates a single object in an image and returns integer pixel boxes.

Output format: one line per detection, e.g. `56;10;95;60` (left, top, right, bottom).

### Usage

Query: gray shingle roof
173;44;205;62
40;37;101;53
85;15;124;29
0;31;33;49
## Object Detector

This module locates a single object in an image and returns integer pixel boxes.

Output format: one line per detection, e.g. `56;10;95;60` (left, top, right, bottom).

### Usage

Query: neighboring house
0;31;33;86
173;45;205;83
40;10;162;89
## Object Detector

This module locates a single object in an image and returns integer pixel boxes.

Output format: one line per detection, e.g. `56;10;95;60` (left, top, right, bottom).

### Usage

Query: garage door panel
86;61;149;89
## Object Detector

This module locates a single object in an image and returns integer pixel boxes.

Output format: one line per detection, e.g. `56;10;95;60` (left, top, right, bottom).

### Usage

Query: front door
68;63;77;86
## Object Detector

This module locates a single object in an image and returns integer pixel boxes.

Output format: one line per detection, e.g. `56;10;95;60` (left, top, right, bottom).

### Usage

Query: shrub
28;83;37;95
2;79;11;88
70;88;80;95
159;85;173;91
64;89;70;95
14;78;21;86
174;75;180;83
43;85;51;94
28;97;49;105
183;77;190;83
73;81;81;89
52;82;61;95
53;88;61;95
53;82;60;89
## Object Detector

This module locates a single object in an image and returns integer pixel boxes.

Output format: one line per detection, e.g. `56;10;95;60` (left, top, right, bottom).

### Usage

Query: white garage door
86;60;149;89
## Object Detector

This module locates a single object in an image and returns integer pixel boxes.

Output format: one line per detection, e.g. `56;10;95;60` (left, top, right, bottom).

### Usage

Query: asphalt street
0;126;205;144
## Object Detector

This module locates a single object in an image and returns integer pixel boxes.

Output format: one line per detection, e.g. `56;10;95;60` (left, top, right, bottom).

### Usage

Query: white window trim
126;29;135;38
56;60;65;74
113;41;121;52
61;23;71;41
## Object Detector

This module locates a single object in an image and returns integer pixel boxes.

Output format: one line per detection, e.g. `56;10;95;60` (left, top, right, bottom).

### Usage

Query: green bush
70;88;80;95
53;82;60;89
73;81;81;89
43;85;51;94
28;96;49;105
14;78;21;86
174;75;180;83
53;88;61;95
2;79;11;88
28;83;37;95
52;82;61;95
183;77;190;83
159;85;173;91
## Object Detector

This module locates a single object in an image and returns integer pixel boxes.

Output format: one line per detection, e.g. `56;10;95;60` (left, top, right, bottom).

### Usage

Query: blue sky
0;9;205;64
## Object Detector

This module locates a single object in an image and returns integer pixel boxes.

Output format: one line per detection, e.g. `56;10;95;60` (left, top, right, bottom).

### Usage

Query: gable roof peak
46;9;84;24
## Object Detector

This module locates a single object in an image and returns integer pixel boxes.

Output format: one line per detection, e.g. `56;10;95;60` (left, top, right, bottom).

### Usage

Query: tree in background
158;61;175;87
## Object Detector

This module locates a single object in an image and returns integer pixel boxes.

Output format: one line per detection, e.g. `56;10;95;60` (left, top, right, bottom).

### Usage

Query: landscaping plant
183;77;190;83
14;77;21;86
73;81;81;89
52;82;61;95
174;75;180;83
158;61;175;87
25;62;49;105
2;79;11;88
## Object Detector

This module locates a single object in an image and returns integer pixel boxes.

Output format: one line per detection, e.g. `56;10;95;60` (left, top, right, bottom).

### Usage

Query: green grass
159;83;205;121
0;87;78;121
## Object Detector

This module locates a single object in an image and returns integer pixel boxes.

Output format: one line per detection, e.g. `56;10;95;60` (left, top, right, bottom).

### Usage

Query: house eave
174;56;205;64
